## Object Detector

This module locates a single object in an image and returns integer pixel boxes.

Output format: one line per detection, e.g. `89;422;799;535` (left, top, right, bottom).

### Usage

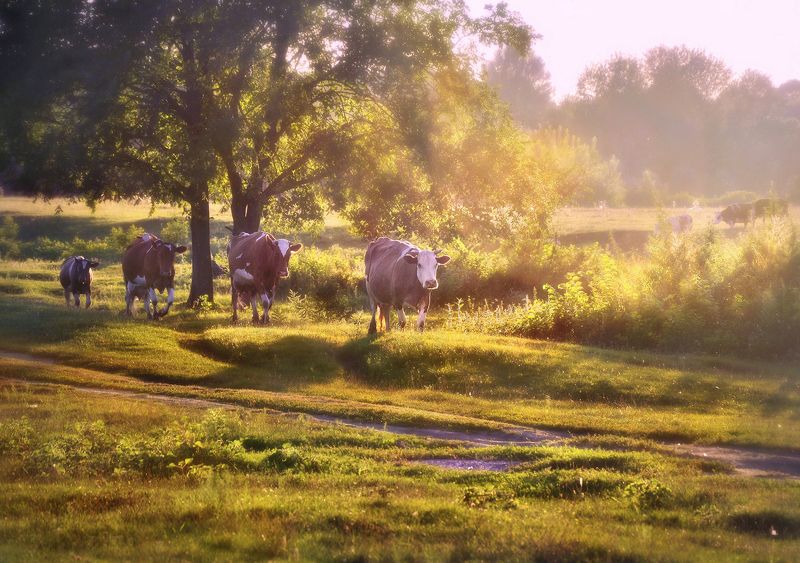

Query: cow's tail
364;240;376;281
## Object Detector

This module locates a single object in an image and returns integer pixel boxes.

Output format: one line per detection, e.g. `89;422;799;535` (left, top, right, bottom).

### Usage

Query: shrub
447;221;800;357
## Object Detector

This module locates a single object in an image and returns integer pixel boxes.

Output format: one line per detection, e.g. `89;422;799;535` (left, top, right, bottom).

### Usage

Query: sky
466;0;800;99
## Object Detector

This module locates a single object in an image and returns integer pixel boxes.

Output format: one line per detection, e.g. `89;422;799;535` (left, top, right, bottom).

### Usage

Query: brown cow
122;233;186;319
364;237;450;334
227;231;302;324
753;198;789;222
715;203;754;228
59;256;99;308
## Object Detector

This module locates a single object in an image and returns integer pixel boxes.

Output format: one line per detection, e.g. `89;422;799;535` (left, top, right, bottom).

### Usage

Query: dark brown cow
715;203;754;228
227;231;302;324
753;198;789;222
122;233;186;319
59;256;99;308
364;237;450;334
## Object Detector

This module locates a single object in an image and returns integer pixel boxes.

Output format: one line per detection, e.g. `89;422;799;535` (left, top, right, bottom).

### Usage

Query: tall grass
447;221;800;357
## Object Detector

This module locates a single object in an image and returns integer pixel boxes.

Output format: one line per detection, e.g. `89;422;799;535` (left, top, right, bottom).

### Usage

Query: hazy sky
467;0;800;99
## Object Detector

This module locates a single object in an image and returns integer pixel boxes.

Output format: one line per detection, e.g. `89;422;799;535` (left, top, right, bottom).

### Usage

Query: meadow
0;197;799;560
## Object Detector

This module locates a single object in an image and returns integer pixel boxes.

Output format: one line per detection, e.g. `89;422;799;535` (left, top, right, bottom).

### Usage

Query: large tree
0;0;534;303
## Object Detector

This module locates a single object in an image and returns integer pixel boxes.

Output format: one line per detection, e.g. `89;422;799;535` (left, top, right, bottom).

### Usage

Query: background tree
485;46;553;129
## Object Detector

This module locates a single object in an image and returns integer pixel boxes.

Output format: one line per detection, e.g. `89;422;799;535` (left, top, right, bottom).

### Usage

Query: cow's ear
403;253;418;264
175;245;188;254
289;242;303;253
436;255;451;265
89;261;100;269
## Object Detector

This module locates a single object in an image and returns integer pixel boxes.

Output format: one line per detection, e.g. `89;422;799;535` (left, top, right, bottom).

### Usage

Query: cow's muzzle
424;280;438;289
279;270;289;278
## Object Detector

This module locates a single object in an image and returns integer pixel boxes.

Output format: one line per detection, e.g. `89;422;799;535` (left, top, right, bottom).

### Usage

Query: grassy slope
0;260;797;450
2;382;799;561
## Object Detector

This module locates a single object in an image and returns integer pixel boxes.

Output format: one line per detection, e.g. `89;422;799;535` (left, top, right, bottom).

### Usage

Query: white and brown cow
122;233;186;319
59;256;99;308
364;237;451;334
227;231;302;324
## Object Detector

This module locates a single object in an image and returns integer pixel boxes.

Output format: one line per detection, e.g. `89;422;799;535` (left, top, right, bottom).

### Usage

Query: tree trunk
187;196;214;306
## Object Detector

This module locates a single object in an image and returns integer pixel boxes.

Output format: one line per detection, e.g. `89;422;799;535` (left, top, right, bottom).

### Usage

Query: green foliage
447;221;800;357
0;216;21;259
623;479;674;510
261;443;323;473
529;127;625;206
161;217;189;246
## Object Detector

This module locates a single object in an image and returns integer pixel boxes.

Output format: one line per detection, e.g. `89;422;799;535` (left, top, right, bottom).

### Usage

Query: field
1;197;799;560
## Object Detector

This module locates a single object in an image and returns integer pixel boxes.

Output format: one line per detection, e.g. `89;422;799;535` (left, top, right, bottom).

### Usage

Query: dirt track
2;351;799;478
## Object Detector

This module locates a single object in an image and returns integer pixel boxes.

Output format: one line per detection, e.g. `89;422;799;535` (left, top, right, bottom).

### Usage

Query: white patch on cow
133;276;146;286
141;233;153;242
167;288;175;304
233;268;254;286
415;250;439;289
126;281;137;296
149;288;159;304
277;239;290;256
261;293;270;307
235;253;243;260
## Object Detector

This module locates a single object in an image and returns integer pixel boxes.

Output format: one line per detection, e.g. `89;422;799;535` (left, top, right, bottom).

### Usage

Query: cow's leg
85;291;91;309
368;304;378;335
158;288;174;318
231;284;239;322
397;307;407;329
251;293;259;324
73;292;80;307
416;305;428;331
384;305;391;332
64;289;71;306
145;288;155;319
125;282;136;316
260;292;271;324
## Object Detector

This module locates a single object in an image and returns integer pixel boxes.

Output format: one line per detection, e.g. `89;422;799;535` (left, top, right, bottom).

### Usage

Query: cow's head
148;240;187;283
403;248;451;290
274;239;302;278
73;257;99;288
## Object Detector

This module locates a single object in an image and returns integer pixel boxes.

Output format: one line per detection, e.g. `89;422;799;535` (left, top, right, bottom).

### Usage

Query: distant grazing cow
656;214;693;234
59;256;99;308
364;237;451;334
753;198;789;222
715;203;754;228
227;231;302;324
122;233;186;319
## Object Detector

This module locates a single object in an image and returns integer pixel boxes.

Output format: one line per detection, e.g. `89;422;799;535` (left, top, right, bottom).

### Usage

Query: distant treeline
487;46;800;205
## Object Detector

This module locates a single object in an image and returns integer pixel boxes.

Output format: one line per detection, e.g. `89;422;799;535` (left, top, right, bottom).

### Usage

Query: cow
364;237;451;334
656;214;693;234
715;203;754;228
59;256;99;308
122;233;187;319
227;231;302;324
753;198;789;222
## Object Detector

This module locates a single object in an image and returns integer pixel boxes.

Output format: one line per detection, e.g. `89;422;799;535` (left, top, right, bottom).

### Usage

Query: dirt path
2;351;799;478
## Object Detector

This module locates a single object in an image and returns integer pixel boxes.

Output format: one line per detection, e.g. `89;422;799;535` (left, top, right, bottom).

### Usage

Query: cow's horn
433;249;443;255
266;233;276;241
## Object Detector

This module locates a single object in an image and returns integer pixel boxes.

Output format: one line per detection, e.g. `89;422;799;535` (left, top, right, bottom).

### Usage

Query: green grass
0;262;797;450
2;196;800;559
1;382;799;561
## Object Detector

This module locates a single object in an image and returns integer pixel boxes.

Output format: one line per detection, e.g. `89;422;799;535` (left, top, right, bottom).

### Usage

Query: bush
447;221;800;357
0;216;21;259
